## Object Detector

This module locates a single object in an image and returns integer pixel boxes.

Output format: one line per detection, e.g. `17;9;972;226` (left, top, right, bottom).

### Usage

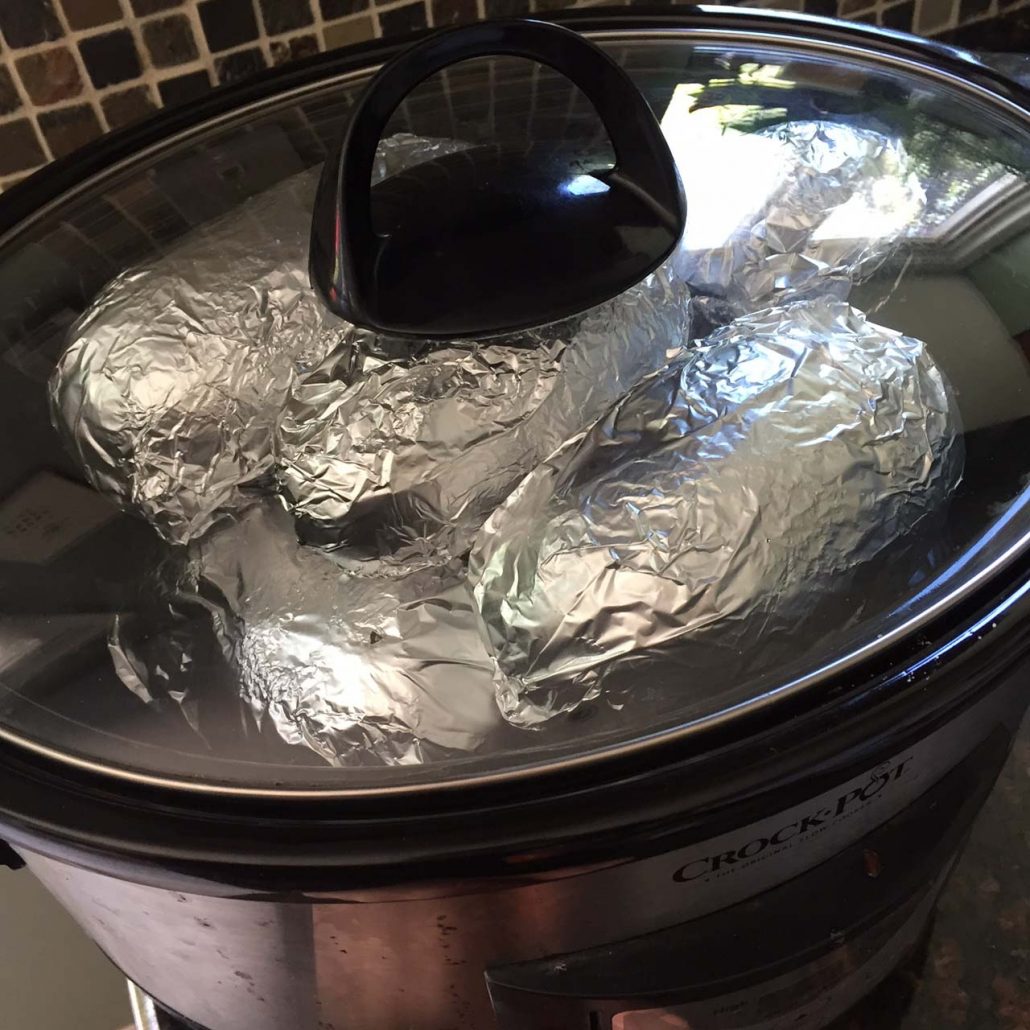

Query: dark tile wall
0;0;1026;190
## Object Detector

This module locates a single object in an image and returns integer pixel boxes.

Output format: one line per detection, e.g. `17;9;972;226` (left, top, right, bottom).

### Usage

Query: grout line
265;29;293;63
319;9;388;49
1;164;47;188
310;0;329;50
247;0;276;65
372;0;436;11
0;45;53;162
45;0;109;154
175;0;219;88
912;0;926;32
114;4;170;127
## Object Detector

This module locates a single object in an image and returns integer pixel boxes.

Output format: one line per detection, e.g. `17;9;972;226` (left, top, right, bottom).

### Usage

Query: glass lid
3;16;1030;795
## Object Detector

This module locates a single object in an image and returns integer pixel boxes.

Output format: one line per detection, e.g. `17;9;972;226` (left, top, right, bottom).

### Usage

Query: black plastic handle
310;19;685;339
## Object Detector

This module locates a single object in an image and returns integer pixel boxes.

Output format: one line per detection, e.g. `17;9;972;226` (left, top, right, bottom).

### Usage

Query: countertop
833;710;1030;1030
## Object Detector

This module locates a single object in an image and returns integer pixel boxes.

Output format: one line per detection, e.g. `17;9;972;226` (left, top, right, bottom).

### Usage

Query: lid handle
310;19;686;339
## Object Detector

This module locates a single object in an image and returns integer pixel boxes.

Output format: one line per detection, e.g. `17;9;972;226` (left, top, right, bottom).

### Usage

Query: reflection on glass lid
1;36;1030;791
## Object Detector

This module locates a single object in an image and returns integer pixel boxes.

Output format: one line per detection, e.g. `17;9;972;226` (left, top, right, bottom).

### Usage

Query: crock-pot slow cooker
0;8;1029;1030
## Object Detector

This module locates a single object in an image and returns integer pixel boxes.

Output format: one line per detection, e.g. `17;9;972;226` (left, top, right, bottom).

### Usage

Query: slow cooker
0;8;1028;1030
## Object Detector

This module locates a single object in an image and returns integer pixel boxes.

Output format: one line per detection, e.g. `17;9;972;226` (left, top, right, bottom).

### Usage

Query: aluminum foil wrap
276;264;691;566
471;298;962;727
49;134;469;545
675;121;925;321
185;501;500;765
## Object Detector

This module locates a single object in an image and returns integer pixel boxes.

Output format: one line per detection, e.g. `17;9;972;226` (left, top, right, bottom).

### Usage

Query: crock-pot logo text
672;757;913;883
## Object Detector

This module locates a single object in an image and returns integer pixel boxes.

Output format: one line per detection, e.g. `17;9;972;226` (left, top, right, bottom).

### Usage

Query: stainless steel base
28;679;1021;1030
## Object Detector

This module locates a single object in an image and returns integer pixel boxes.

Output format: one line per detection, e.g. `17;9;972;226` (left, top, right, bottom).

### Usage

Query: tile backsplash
0;0;1026;189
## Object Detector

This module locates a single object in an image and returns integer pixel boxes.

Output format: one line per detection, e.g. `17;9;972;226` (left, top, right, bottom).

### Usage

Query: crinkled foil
276;264;691;567
183;502;499;765
471;298;962;727
71;118;955;765
49;134;468;545
676;121;925;320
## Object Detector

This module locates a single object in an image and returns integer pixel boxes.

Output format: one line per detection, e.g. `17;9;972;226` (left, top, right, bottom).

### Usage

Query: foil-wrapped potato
49;135;468;545
471;298;962;727
675;121;924;322
187;502;500;765
276;265;692;567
